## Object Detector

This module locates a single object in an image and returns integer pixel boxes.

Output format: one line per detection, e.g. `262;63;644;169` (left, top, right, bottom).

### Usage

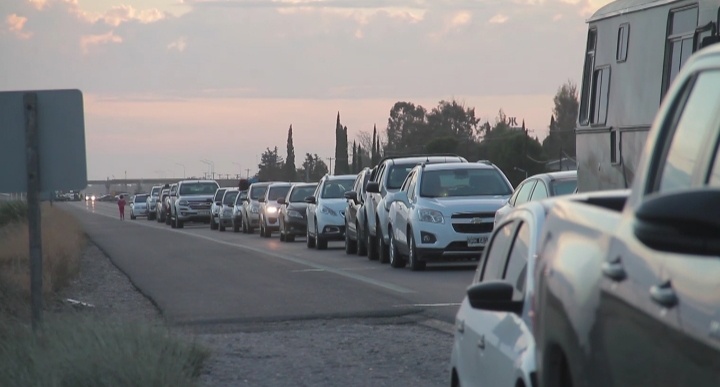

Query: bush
0;203;84;317
0;201;27;228
0;315;209;386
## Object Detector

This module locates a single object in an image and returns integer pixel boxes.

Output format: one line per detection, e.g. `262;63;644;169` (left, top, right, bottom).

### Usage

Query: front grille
189;202;211;210
445;241;484;252
451;212;496;219
452;223;493;234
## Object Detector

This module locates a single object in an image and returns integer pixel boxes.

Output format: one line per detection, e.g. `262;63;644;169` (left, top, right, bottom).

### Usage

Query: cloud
27;0;48;10
167;37;187;52
80;31;123;53
488;13;508;24
6;13;32;39
102;5;166;27
450;11;471;27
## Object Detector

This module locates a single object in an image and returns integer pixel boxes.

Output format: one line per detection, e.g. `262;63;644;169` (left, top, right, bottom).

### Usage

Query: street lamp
200;159;215;179
175;163;186;178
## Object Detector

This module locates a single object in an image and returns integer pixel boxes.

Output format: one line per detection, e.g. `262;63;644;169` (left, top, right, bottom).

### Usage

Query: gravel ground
58;243;454;387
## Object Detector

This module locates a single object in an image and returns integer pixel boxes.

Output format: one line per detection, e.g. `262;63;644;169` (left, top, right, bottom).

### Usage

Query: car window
419;168;512;198
179;182;219;195
503;222;530;298
478;221;517;282
657;71;720;193
214;189;227;202
401;170;415;192
249;185;268;200
267;186;291;201
223;191;239;205
551;179;578;196
513;180;537;206
531;182;548;201
134;195;148;203
321;179;355;198
290;186;317;202
407;173;418;201
386;164;417;190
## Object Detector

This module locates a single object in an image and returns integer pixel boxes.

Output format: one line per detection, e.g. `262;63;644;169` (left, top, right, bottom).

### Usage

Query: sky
1;0;611;180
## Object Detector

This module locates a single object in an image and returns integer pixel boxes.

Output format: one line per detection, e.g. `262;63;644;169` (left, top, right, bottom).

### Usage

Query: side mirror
344;191;358;202
634;189;720;255
466;281;522;314
258;196;266;203
277;197;287;205
366;182;380;194
304;196;316;204
215;201;222;206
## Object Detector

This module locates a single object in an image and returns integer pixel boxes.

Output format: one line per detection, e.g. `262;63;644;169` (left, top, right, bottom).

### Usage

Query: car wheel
286;233;295;243
408;233;425;271
262;223;271;238
211;215;218;230
175;213;184;229
130;213;136;220
219;221;226;232
279;220;286;241
345;221;357;255
306;224;316;248
242;216;248;233
389;230;406;268
233;219;240;233
366;220;378;261
315;222;327;250
165;211;171;225
377;223;389;264
170;212;176;228
356;221;367;256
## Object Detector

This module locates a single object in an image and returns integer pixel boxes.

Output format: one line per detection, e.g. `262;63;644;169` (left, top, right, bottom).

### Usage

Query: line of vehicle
76;204;416;294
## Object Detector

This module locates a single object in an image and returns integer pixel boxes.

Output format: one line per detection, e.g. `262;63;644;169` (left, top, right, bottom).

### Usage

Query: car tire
131;213;136;220
389;230;406;268
345;221;357;255
165;211;171;225
377;223;389;264
306;225;316;248
176;214;184;229
315;222;327;250
356;221;367;256
279;220;286;242
408;233;425;271
211;216;218;230
242;216;248;233
233;219;240;233
286;233;295;243
219;221;226;232
366;221;378;261
262;223;271;238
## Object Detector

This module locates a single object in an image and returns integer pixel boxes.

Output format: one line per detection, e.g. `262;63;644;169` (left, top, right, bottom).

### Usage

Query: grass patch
0;314;209;386
0;201;85;317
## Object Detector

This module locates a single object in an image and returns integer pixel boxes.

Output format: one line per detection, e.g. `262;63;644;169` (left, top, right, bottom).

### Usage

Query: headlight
266;206;278;214
418;208;444;224
288;209;303;219
178;200;189;206
320;206;337;216
91;195;96;201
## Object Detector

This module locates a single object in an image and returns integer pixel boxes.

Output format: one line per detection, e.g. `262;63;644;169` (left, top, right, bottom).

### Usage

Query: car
306;174;357;250
164;184;178;225
217;188;239;232
146;185;162;220
364;154;467;263
240;182;271;233
277;182;318;242
170;180;219;228
451;200;549;387
130;194;150;220
494;170;577;226
258;182;292;238
231;190;248;233
210;187;229;230
385;161;513;270
155;186;170;223
97;194;115;202
343;167;372;255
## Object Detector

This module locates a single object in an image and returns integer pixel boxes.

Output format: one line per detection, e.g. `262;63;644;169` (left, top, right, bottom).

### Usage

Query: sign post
24;93;43;330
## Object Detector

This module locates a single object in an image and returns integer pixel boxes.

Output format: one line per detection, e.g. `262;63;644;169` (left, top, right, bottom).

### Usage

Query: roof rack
476;160;493;165
376;153;463;166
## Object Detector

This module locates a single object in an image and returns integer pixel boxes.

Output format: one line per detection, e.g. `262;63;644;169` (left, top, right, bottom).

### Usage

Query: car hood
287;202;308;211
318;199;347;212
422;196;509;216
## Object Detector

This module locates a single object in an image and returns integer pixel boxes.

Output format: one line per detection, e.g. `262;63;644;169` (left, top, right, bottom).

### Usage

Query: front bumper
177;207;212;222
263;214;280;231
316;212;346;241
219;213;234;226
284;217;307;236
411;221;492;262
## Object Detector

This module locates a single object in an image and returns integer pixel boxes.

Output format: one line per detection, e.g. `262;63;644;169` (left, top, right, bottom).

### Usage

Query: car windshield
134;194;148;203
290;186;317;202
420;169;512;198
214;189;227;201
386;164;417;190
267;186;291;201
249;186;268;200
151;187;160;197
321;179;355;198
179;183;219;195
223;191;239;205
552;179;578;196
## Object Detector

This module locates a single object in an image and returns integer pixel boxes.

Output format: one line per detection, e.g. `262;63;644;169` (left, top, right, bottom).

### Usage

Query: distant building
545;157;577;172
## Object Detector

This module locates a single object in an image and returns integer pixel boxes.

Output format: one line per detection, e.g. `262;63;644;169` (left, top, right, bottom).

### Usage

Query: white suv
240;182;271;233
386;162;512;270
305;174;357;250
258;182;292;238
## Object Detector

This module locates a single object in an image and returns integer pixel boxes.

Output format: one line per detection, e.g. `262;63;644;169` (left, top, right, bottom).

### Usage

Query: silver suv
386;161;512;270
146;185;162;220
258;182;292;238
170;180;219;229
240;182;271;233
364;154;467;263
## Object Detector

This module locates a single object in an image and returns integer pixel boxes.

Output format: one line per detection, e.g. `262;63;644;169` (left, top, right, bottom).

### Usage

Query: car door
347;174;362;237
458;220;519;385
307;181;322;235
529;180;548;201
592;71;720;386
393;170;416;254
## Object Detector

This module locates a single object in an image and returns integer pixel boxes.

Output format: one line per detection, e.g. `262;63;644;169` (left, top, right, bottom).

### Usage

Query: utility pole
327;157;335;175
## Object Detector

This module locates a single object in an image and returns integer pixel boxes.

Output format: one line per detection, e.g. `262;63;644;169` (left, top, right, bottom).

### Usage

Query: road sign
0;89;87;193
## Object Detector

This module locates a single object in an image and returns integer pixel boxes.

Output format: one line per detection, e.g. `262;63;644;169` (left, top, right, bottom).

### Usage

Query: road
63;201;476;328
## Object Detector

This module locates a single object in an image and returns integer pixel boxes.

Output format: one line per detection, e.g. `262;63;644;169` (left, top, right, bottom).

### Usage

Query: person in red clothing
117;195;126;220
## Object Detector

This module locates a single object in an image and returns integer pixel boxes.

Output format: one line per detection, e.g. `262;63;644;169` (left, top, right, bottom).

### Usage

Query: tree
426;100;479;141
543;81;579;159
257;147;285;182
333;113;350;175
351;141;358;173
356;145;364;172
284;125;297;181
298;153;329;182
385;101;429;155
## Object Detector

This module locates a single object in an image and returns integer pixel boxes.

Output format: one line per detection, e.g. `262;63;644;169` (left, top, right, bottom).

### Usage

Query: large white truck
576;0;720;192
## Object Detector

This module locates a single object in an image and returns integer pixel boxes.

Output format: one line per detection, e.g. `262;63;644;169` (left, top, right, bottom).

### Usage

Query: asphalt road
62;201;476;328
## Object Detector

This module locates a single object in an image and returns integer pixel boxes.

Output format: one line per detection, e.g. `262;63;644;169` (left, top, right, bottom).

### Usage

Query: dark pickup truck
534;45;720;386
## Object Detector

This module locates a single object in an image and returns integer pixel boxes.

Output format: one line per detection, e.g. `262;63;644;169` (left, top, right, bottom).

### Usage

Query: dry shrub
0;203;85;315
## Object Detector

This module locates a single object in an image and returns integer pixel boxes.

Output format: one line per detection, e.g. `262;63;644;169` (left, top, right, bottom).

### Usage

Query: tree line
256;81;579;187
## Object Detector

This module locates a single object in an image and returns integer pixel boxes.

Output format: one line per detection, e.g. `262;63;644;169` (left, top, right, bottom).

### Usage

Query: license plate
467;236;488;247
199;210;209;216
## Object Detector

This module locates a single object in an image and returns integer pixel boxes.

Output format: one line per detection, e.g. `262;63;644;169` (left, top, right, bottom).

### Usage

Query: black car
343;167;372;255
277;183;318;242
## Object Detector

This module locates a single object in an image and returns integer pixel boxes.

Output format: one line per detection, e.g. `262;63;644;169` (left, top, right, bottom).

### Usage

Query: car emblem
471;217;482;224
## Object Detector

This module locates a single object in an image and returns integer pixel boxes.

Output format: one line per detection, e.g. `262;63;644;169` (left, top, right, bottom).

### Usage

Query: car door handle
650;281;678;308
477;334;485;349
602;257;627;281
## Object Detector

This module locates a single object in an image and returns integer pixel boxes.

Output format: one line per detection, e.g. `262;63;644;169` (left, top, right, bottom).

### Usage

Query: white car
258;182;293;238
210;187;229;230
217;188;239;232
130;194;150;220
305;174;357;250
386;162;512;271
494;170;577;226
240;182;271;233
231;190;247;233
451;200;549;387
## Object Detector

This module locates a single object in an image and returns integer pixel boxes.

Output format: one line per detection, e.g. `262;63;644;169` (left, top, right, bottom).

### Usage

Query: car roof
291;182;317;188
325;174;357;180
384;155;465;166
180;180;217;184
268;182;293;187
526;170;578;184
419;162;496;171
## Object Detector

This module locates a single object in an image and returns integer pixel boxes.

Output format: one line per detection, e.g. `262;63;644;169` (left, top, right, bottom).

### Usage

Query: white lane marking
291;269;326;273
70;204;415;294
394;303;461;307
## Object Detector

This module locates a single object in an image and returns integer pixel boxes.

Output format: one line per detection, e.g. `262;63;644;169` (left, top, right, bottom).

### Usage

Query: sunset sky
1;0;611;180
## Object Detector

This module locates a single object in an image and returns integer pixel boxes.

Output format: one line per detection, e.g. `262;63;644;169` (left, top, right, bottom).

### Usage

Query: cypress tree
357;145;364;171
284;125;296;181
334;112;342;175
